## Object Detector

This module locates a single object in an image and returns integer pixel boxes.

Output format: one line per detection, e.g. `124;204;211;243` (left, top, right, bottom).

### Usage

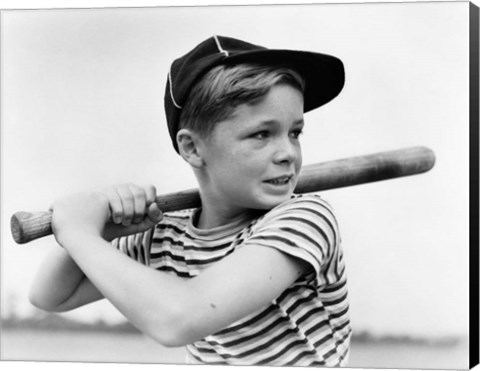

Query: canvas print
1;1;478;370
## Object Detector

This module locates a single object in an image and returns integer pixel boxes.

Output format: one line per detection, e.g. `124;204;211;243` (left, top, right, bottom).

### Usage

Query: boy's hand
102;184;163;241
50;184;163;245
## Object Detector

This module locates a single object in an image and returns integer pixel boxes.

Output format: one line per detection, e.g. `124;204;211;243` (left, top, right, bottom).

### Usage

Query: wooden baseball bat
10;146;435;245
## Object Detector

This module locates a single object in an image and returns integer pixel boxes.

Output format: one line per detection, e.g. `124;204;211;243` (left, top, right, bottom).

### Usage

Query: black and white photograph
1;0;478;370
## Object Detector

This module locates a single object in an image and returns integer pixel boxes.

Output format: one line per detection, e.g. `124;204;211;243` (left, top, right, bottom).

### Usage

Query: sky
0;0;473;343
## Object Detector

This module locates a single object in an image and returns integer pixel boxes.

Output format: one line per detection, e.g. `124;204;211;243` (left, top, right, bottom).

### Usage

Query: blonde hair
178;64;305;138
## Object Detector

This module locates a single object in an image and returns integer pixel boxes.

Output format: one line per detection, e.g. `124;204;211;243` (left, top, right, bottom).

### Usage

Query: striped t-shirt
115;194;351;367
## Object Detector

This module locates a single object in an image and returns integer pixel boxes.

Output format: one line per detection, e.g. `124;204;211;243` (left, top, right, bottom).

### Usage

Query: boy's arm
29;233;152;312
29;245;104;312
29;185;159;313
56;230;308;347
49;186;310;347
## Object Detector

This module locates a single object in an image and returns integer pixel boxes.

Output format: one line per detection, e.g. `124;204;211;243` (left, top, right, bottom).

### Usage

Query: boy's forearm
47;229;313;348
29;247;89;311
58;232;189;345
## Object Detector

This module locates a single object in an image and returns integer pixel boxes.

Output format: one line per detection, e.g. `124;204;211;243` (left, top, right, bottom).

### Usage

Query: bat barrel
10;146;436;245
296;146;436;193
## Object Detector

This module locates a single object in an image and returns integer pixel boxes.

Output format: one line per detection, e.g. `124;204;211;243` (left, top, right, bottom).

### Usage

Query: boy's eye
291;129;304;139
251;131;269;140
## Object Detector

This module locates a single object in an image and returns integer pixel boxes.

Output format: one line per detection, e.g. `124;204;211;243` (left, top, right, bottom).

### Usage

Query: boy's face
198;84;304;212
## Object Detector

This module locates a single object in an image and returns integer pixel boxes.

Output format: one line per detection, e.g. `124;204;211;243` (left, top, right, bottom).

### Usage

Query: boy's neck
190;172;256;229
195;202;259;230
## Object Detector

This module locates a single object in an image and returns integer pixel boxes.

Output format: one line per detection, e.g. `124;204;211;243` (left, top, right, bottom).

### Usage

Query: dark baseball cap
165;35;345;153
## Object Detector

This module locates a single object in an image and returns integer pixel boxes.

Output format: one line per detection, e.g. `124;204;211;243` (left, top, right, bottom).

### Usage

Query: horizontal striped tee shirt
115;194;351;367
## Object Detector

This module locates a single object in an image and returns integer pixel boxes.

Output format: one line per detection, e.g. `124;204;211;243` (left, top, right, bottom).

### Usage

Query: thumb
125;204;162;235
120;204;162;235
147;203;163;224
103;205;162;241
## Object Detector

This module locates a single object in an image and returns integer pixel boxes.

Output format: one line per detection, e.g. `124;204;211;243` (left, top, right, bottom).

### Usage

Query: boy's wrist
54;226;105;249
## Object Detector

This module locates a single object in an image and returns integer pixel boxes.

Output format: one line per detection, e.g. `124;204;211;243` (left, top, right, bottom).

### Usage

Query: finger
128;184;147;224
115;185;135;226
121;204;162;237
103;188;124;225
116;206;161;239
144;184;157;206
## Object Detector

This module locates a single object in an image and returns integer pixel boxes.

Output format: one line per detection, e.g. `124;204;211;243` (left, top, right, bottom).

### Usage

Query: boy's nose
273;139;299;166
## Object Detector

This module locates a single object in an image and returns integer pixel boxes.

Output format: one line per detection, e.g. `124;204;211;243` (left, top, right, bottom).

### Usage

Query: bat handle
10;188;201;245
11;211;53;244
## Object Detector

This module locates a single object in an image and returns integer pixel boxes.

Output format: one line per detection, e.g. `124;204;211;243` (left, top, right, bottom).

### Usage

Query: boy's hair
178;64;305;139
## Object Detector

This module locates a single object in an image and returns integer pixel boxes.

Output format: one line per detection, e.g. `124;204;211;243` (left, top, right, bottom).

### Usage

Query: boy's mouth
264;175;294;185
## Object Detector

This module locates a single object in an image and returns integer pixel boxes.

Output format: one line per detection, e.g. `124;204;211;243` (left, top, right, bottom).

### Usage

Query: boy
29;35;351;366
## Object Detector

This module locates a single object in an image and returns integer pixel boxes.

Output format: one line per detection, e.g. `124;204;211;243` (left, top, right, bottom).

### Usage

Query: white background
0;0;477;370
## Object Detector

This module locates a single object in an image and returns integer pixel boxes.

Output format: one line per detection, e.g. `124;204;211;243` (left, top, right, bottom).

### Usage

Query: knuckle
132;186;146;198
133;215;144;224
122;193;135;203
146;184;157;194
144;184;157;204
127;183;139;191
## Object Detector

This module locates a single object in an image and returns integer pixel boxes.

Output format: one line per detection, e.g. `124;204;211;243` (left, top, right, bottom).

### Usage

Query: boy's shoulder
152;194;337;238
252;193;339;232
267;193;335;216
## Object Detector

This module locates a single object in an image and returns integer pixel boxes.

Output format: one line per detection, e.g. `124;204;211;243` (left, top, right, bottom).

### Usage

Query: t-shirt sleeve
243;194;342;283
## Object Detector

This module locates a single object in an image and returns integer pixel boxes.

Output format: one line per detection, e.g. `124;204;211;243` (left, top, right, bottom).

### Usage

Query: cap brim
223;49;345;112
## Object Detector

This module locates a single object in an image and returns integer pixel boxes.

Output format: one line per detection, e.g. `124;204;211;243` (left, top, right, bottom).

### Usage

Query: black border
470;1;480;369
0;2;478;370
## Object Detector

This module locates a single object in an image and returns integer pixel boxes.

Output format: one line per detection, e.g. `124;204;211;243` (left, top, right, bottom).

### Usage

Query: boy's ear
176;129;204;168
